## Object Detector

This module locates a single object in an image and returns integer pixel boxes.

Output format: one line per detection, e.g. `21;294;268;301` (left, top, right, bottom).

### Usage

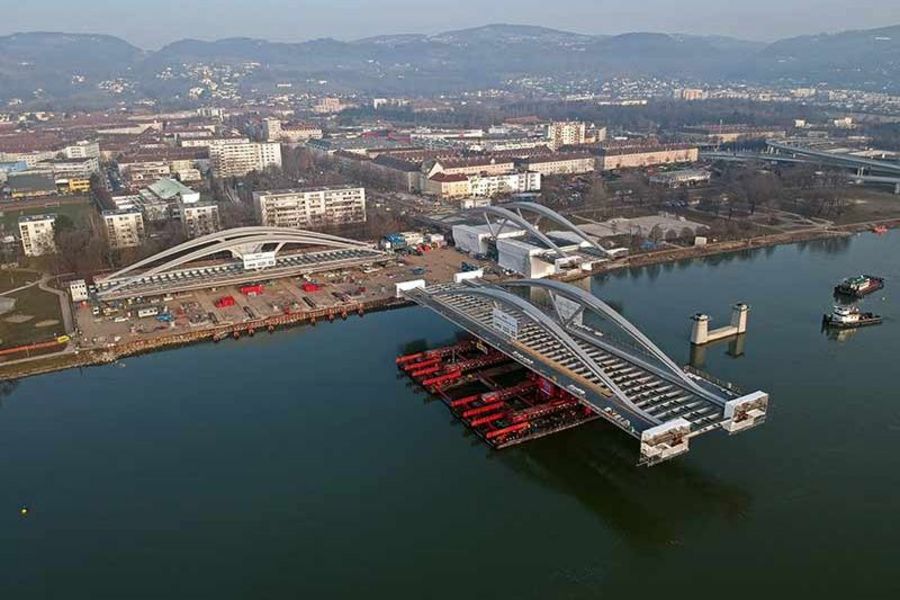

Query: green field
0;200;95;235
0;270;65;349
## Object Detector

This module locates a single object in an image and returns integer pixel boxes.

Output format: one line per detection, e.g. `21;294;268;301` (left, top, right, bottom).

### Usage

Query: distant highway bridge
703;140;900;193
403;278;768;465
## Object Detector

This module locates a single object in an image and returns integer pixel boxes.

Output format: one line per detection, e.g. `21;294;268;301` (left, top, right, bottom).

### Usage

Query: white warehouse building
452;223;526;256
497;231;596;279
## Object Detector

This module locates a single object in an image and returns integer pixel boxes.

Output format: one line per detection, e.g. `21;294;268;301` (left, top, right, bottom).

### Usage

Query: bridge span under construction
399;278;768;466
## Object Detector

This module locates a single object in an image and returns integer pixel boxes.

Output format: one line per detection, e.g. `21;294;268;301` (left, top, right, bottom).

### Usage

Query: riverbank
569;217;899;279
0;296;413;381
1;218;895;382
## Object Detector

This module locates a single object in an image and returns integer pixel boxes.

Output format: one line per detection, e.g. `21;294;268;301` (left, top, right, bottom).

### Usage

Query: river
1;231;898;598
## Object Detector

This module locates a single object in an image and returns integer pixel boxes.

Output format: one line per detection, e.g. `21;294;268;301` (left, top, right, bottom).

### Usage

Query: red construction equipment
509;399;580;423
214;295;236;308
461;401;505;419
395;340;475;366
486;422;530;440
301;282;321;292
422;370;461;388
450;394;482;408
469;412;508;427
410;365;442;379
240;284;264;297
402;357;442;372
451;352;507;374
481;380;536;404
396;351;425;365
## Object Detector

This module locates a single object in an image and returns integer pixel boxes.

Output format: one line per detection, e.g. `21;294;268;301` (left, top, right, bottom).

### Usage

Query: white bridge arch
96;227;383;299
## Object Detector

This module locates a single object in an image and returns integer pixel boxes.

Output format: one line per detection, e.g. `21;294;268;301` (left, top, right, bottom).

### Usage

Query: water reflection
821;325;858;343
802;235;854;256
0;379;20;409
689;334;747;369
498;424;751;548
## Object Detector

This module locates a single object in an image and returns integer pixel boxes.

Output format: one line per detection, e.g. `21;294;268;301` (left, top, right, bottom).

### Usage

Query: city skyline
2;0;900;48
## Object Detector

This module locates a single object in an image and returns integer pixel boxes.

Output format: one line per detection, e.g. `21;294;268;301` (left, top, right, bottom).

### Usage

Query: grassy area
834;191;900;225
0;200;95;236
0;270;64;349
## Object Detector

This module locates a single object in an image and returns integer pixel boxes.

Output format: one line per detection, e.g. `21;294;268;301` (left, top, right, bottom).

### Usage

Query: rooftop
254;186;364;197
147;177;197;201
18;213;57;224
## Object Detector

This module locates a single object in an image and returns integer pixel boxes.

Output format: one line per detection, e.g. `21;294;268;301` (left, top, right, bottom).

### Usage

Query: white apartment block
210;141;282;177
469;171;541;198
547;121;587;150
102;209;145;249
254;187;366;229
63;140;101;160
182;203;221;239
18;214;57;257
425;171;541;200
179;137;249;149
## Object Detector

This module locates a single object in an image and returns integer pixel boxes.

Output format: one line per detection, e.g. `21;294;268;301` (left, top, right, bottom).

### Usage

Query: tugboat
822;305;882;329
834;275;884;298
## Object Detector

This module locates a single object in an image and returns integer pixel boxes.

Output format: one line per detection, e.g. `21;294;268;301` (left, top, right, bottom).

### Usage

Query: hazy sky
3;0;899;48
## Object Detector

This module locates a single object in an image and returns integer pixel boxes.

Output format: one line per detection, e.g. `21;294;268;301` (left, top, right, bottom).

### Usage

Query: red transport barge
397;339;600;449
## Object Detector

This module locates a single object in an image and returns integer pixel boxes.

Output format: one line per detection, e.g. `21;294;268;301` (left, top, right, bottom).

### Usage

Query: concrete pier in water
691;303;749;345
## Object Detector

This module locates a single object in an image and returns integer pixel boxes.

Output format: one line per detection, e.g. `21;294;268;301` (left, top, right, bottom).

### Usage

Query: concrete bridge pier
691;304;749;345
690;313;711;345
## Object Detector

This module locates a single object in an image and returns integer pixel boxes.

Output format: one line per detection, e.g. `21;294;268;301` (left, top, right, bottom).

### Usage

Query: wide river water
2;231;898;598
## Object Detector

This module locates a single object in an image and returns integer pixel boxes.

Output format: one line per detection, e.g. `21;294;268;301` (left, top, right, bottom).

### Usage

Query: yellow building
64;178;91;194
423;173;471;199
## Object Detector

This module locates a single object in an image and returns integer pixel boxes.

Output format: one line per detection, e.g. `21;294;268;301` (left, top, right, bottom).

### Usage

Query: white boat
822;305;882;329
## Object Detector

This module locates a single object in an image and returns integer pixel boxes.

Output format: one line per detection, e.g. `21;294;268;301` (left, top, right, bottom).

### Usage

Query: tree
648;225;664;243
53;214;76;239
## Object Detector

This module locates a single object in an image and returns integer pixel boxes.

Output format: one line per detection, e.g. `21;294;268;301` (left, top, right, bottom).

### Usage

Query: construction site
398;339;601;448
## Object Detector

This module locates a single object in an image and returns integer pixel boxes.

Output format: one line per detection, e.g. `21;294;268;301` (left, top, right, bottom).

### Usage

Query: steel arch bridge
402;278;768;465
96;227;387;300
464;202;617;259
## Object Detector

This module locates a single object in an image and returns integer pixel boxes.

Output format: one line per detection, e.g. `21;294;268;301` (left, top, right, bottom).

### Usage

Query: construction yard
73;246;493;349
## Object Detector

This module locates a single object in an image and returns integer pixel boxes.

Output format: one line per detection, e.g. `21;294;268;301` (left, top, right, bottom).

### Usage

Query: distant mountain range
1;23;899;104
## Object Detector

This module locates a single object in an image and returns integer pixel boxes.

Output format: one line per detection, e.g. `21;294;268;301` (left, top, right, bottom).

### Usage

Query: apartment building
18;214;57;257
210;141;282;177
63;140;101;160
547;121;587;150
102;208;146;249
423;157;516;179
182;203;221;238
423;173;472;199
254;186;366;229
518;153;595;176
424;171;541;200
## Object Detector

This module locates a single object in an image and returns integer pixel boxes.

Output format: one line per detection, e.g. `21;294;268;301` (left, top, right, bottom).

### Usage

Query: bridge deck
408;283;734;440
